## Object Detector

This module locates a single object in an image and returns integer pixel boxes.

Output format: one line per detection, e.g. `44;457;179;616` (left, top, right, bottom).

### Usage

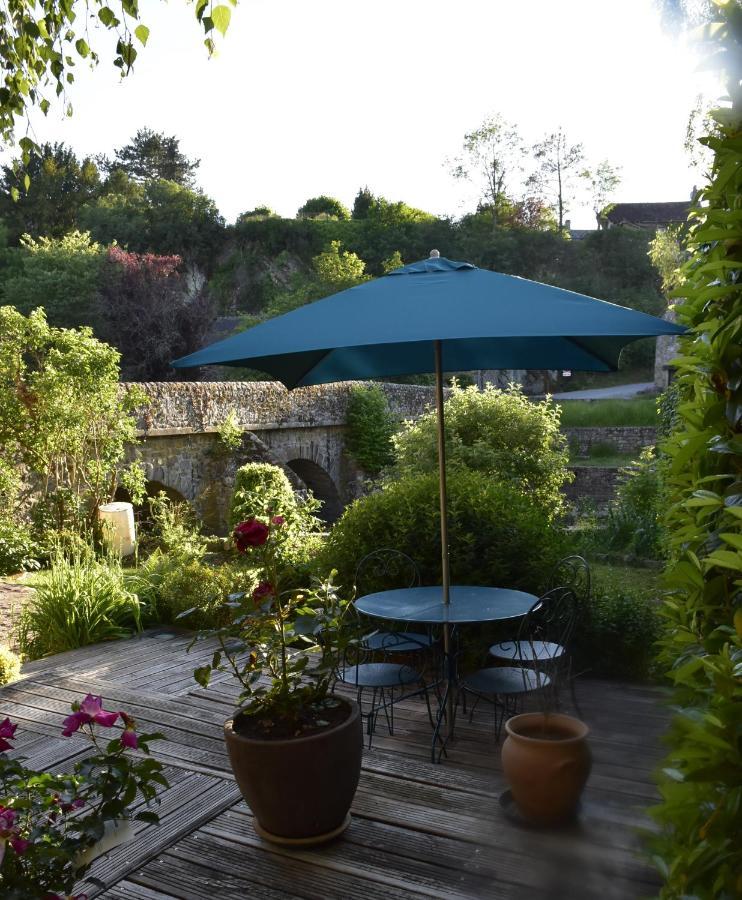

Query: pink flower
79;695;119;727
62;695;119;736
233;518;270;551
0;806;17;834
271;515;285;526
9;835;29;855
121;728;138;750
62;711;88;737
0;717;17;751
252;580;274;601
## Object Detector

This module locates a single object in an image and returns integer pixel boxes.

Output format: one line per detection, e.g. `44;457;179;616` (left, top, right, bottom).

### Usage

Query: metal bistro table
354;585;537;762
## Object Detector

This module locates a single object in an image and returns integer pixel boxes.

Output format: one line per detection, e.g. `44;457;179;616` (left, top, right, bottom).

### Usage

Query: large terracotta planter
501;712;591;826
224;697;362;845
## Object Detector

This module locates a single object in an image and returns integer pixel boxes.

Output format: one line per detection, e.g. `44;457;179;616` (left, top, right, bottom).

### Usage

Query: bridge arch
285;457;344;524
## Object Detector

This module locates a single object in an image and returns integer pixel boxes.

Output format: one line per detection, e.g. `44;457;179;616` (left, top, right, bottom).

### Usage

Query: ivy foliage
651;5;742;896
345;385;396;475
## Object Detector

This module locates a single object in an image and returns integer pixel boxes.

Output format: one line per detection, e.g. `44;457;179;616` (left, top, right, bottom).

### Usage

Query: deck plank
2;633;668;898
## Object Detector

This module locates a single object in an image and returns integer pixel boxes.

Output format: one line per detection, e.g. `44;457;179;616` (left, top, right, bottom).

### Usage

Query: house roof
603;202;690;227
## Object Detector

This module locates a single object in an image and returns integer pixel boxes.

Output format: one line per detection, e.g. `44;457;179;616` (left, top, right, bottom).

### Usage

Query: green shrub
230;463;322;568
573;587;662;681
605;448;666;559
322;470;567;595
143;492;207;558
129;550;258;630
391;383;571;519
15;551;141;659
0;644;21;684
345;384;396;474
0;518;41;575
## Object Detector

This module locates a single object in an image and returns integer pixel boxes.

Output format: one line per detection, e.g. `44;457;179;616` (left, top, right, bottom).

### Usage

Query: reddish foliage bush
96;246;214;381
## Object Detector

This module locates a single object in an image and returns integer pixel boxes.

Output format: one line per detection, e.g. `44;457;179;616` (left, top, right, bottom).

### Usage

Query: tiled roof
604;202;690;226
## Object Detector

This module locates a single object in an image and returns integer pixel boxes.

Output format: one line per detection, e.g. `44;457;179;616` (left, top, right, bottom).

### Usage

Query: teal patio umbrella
173;251;683;605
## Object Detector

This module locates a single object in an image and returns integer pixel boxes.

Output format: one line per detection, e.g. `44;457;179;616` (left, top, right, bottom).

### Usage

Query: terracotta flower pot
501;712;591;826
224;697;362;845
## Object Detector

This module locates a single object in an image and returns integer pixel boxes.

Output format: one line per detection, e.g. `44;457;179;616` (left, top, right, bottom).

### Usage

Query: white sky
21;0;719;228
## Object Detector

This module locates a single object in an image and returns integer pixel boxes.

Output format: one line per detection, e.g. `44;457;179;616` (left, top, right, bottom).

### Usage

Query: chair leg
421;680;435;730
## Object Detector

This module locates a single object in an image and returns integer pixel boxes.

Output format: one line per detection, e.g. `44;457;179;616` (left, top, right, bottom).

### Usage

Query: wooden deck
1;630;669;899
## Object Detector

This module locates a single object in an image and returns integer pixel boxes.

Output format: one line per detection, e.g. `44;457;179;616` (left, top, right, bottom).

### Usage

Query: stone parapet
123;381;437;435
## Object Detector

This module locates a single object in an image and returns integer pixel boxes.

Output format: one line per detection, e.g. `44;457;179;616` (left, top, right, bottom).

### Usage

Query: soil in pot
233;696;350;741
224;696;363;845
501;712;591;827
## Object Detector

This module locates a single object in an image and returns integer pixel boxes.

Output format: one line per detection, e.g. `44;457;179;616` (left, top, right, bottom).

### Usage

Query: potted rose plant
0;699;166;899
189;514;362;846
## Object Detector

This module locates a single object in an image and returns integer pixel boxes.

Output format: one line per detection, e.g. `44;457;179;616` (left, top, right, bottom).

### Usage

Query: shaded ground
0;579;31;647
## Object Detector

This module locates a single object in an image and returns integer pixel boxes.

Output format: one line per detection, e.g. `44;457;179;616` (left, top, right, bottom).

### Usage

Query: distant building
598;201;691;231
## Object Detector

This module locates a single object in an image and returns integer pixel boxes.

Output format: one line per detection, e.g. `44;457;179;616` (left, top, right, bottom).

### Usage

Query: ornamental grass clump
188;511;353;739
0;699;166;899
15;550;142;660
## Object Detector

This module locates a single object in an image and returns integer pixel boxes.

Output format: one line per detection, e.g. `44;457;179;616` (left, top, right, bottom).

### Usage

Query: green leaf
211;5;231;36
75;38;90;58
99;7;118;27
135;24;150;46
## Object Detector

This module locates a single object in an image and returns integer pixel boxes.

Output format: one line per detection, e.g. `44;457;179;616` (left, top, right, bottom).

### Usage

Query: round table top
354;585;537;625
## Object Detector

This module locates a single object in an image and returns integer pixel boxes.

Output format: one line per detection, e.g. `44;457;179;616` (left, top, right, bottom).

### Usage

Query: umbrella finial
429;249;440;258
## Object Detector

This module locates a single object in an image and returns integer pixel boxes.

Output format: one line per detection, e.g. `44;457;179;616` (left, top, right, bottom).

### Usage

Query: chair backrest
551;555;591;607
354;549;421;598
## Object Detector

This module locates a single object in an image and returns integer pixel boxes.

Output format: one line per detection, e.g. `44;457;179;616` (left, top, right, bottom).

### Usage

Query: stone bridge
121;382;658;534
122;381;435;533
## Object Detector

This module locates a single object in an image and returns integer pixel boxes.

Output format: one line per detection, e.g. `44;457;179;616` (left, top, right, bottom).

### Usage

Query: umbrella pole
434;340;450;604
434;340;455;746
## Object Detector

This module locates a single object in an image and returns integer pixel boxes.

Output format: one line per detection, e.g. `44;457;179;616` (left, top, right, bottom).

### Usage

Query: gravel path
551;381;656;400
0;580;32;649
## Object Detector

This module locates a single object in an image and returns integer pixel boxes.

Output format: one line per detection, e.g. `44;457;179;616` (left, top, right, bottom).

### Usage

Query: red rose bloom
252;580;274;601
233;519;270;551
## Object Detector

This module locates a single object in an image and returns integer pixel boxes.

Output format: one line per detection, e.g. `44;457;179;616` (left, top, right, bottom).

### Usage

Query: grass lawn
569;453;636;467
590;560;663;599
558;397;658;427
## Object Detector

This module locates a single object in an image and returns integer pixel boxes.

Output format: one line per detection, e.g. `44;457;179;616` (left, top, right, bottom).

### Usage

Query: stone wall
564;426;657;457
564;466;624;509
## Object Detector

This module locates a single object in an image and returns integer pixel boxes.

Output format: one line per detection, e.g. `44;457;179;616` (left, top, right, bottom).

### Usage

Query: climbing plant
345;385;396;475
651;3;742;897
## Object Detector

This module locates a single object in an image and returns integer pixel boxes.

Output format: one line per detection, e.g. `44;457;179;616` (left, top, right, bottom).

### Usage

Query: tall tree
527;128;585;231
581;159;622;224
449;113;525;225
101;128;200;187
352;186;375;220
0;143;100;243
296;196;350;220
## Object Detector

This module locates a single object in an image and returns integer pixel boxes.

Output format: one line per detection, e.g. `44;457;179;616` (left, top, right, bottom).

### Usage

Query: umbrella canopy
172;255;685;385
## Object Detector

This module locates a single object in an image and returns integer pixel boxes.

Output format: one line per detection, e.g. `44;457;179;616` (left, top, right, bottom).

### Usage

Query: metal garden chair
334;550;435;746
461;586;578;741
488;556;590;716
